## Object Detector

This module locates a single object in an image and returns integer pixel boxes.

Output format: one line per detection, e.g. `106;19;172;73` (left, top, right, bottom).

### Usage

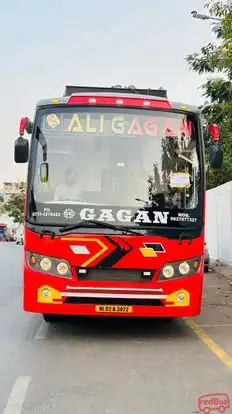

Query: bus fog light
57;262;69;275
177;292;185;302
41;288;51;298
179;262;190;275
162;265;174;279
40;257;52;271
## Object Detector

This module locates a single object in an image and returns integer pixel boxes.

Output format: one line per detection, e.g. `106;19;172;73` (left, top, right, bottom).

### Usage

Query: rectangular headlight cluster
158;257;201;281
26;252;72;278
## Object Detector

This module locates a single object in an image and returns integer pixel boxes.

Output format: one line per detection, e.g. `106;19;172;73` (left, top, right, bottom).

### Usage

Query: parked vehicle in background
204;242;210;272
5;232;13;242
0;223;7;241
14;228;24;245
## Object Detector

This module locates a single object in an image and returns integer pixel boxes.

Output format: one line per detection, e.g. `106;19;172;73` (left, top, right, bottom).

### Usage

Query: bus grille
75;268;154;282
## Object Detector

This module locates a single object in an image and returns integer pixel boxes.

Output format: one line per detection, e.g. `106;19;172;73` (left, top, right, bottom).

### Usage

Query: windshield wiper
59;219;142;235
39;230;55;240
178;231;193;245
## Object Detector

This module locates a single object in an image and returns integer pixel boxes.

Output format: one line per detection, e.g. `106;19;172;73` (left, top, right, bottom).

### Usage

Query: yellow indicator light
51;99;59;103
193;261;199;269
30;255;37;265
180;105;186;110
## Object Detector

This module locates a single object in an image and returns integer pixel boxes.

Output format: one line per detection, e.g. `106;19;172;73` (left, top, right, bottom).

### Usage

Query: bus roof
36;85;200;114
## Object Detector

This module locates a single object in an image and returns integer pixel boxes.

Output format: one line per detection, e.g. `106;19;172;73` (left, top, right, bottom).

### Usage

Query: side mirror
210;142;223;169
207;123;223;169
14;137;29;163
40;162;49;183
208;123;219;141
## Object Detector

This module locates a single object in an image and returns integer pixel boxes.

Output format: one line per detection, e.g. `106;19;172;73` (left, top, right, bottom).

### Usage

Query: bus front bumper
23;276;203;318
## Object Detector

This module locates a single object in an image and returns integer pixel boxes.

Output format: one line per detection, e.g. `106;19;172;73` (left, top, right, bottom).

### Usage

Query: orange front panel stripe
61;237;109;267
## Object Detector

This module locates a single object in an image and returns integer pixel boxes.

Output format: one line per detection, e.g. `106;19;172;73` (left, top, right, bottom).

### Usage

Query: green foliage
186;0;232;189
3;182;26;224
0;203;5;215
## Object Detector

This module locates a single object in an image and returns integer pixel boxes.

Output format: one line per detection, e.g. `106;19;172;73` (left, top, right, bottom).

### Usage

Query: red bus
14;85;222;322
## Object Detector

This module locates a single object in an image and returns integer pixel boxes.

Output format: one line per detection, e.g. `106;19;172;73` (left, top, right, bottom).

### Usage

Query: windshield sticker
32;205;199;226
63;208;76;220
32;207;61;218
77;208;170;224
170;213;197;223
32;207;169;224
170;172;190;188
46;114;60;129
42;112;193;139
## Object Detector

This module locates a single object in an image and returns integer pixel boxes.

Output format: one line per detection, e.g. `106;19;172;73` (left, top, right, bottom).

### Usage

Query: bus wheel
43;313;60;323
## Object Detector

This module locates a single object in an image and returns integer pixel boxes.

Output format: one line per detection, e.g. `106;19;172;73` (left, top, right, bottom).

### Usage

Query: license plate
95;305;133;313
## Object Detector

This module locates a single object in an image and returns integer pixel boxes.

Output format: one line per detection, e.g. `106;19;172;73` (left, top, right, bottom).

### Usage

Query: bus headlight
57;262;69;276
40;257;52;271
179;262;190;275
158;257;201;281
162;265;175;279
27;252;72;278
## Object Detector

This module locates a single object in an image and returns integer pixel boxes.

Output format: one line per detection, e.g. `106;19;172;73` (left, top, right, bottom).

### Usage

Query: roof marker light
67;95;171;109
89;98;96;103
143;101;151;106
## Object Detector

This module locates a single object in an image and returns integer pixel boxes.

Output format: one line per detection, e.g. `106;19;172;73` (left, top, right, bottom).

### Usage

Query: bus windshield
28;106;203;229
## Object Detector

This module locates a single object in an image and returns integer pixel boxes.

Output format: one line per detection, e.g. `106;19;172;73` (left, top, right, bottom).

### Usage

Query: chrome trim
66;286;163;292
61;292;167;299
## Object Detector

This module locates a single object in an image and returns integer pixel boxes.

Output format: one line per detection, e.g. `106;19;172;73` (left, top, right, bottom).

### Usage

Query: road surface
0;242;232;414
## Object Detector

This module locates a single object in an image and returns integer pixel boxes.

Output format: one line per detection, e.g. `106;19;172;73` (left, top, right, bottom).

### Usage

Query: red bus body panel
23;226;204;317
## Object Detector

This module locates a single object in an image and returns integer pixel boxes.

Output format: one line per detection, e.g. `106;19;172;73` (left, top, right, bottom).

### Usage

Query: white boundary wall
206;181;232;264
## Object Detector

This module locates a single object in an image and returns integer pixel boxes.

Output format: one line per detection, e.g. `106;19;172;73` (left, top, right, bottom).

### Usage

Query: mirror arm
26;121;33;134
17;135;27;143
42;144;47;162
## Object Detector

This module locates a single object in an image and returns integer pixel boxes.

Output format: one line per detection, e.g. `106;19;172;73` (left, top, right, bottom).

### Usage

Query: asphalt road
0;243;232;414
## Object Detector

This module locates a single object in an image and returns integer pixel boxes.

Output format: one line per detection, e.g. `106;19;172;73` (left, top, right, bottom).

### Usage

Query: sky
0;0;217;185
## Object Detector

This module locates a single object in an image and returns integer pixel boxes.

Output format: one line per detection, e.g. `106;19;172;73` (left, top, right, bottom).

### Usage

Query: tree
0;203;5;215
4;182;26;224
186;0;232;189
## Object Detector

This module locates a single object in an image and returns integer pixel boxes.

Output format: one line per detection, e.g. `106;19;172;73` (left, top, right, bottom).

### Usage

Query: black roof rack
63;85;167;98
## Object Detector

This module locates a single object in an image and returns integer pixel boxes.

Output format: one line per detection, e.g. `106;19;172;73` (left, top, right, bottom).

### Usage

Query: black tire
204;265;209;272
43;313;60;323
